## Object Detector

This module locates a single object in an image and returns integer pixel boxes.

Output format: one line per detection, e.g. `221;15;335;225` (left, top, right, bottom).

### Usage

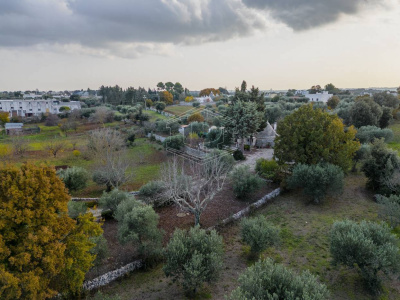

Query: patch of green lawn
388;121;400;154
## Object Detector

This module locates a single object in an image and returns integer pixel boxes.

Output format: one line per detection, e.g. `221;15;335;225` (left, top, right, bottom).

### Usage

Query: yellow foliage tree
187;113;205;123
185;96;194;102
160;91;173;105
199;88;220;97
0;111;9;125
0;164;102;299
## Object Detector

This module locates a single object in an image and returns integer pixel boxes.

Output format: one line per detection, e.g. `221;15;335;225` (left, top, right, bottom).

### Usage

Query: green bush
362;138;400;193
241;216;280;255
228;258;329;300
233;149;245;161
287;163;344;204
205;128;232;149
163;135;185;150
231;165;263;199
67;201;88;219
330;220;400;293
192;102;200;108
255;158;279;180
57;166;89;192
355;125;393;144
125;129;135;147
98;189;134;215
138;180;171;207
243;144;250;151
115;198;163;265
376;194;400;228
89;235;109;266
164;226;224;297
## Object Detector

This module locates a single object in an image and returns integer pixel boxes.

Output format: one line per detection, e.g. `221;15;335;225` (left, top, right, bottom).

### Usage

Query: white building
304;91;332;103
0;99;81;118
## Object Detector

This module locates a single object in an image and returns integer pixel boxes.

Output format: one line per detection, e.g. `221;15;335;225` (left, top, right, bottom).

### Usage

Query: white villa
304;91;333;103
0;99;81;118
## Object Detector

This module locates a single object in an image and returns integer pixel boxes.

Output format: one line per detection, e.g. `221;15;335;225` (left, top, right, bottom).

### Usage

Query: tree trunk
194;211;201;226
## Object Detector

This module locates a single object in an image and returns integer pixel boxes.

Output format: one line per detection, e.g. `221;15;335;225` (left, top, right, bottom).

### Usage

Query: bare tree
90;107;114;125
11;135;31;157
44;138;66;157
87;128;131;191
162;150;234;226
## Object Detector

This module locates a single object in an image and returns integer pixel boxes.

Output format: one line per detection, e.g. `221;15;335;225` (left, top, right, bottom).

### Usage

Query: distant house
5;123;23;135
0;99;81;118
255;122;278;148
304;91;332;103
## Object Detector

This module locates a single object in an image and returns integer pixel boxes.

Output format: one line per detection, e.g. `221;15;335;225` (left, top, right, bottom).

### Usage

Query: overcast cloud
0;0;392;58
242;0;382;30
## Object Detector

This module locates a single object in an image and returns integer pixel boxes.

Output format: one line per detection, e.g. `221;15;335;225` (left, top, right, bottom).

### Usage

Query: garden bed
86;180;276;280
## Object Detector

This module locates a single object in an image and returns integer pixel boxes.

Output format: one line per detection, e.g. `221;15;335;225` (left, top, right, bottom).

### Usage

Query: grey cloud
0;0;266;57
242;0;380;30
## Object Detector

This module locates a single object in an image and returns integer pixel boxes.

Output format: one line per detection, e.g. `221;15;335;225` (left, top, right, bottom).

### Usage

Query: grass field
145;110;168;122
388;120;400;154
88;173;400;300
164;105;200;116
0;121;167;197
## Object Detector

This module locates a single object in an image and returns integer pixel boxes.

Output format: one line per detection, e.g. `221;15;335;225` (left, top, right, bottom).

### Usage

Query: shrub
187;112;204;123
243;144;250;151
125;129;136;147
115;199;163;264
355;125;393;144
241;216;280;255
89;235;109;266
164;227;224;297
98;189;134;215
376;194;400;228
231;165;263;199
72;149;81;157
163;134;185;150
233;149;245;161
255;158;279;180
228;258;329;300
205;128;232;149
145;99;153;107
192;101;200;108
57;166;89;192
287;163;344;204
330;220;400;293
67;201;88;219
362;138;400;193
139;180;171;207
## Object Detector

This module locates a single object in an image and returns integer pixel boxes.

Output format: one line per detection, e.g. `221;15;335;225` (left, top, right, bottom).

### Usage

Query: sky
0;0;399;92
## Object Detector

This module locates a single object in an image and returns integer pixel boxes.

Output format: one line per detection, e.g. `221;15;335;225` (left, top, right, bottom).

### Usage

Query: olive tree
228;258;329;300
361;138;400;192
330;220;400;293
164;226;224;297
287;163;344;204
115;197;163;264
241;216;280;255
376;194;400;228
57;166;89;192
99;189;133;215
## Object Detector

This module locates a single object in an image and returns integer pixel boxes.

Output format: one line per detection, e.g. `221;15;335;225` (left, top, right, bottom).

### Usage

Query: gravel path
239;148;274;169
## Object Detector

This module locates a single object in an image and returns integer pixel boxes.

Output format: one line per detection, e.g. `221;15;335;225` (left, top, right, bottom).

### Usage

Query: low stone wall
211;187;281;229
147;133;166;142
83;260;143;291
71;198;99;202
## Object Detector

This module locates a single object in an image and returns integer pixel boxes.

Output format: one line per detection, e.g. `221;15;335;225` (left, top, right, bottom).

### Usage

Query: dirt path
239;148;274;169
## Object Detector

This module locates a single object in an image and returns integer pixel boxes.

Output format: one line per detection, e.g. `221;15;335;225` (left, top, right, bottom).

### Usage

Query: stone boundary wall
81;187;281;291
147;133;166;142
83;260;143;291
211;187;280;229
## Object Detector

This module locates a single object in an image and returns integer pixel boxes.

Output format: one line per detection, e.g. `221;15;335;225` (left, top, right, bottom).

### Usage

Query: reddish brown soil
157;181;275;242
86;181;275;280
86;219;138;280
